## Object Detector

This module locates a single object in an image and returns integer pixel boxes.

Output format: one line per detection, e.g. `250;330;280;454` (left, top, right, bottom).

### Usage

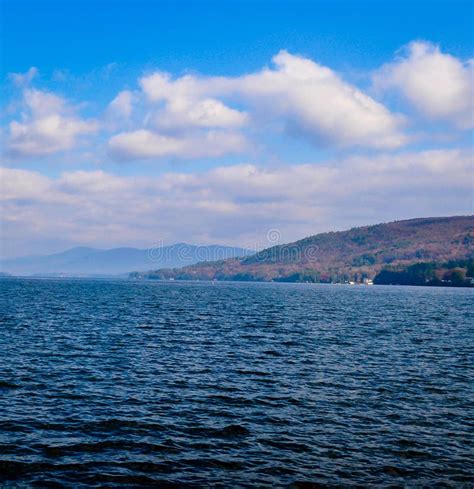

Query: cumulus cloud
6;89;98;158
154;97;248;131
139;72;247;129
107;74;249;160
107;50;408;160
1;149;471;257
240;50;406;148
373;41;474;129
137;50;407;149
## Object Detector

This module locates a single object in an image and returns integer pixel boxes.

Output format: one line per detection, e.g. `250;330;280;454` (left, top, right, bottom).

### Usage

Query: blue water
0;278;473;487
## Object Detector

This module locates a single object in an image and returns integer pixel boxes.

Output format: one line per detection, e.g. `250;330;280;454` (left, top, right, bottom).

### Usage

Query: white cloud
373;41;474;129
107;73;249;160
1;149;471;257
240;50;406;148
9;67;38;87
137;50;407;150
108;50;406;160
0;167;51;200
6;89;98;158
154;97;248;131
107;90;134;119
139;72;248;129
8;115;96;158
108;129;247;159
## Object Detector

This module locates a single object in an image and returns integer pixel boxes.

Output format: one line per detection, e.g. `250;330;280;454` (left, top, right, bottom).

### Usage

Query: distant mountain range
0;244;253;276
133;216;474;283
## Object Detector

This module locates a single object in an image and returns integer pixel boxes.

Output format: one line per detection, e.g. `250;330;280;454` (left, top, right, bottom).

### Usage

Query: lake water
0;278;473;487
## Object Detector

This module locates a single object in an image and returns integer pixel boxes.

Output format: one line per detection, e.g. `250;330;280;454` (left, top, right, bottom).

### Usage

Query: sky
0;0;473;258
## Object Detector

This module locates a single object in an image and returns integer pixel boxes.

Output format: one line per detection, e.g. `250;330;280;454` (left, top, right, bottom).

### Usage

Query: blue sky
1;0;473;257
3;0;473;75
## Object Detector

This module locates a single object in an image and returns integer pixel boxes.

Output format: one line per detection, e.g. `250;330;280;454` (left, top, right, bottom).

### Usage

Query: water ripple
0;278;473;487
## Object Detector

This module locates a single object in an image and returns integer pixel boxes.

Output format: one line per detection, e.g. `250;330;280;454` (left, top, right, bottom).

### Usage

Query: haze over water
0;278;473;487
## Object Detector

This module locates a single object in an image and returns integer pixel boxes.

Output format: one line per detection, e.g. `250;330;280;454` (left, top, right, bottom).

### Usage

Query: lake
0;278;473;487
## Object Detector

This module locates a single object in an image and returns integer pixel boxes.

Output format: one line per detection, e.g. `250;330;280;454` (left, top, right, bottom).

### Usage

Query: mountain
0;244;253;276
133;216;474;283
